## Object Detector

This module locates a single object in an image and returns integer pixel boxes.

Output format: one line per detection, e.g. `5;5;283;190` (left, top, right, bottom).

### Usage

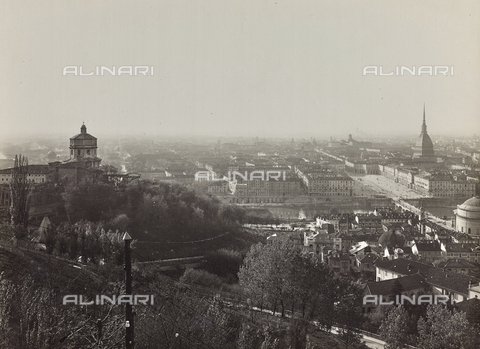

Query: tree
9;155;31;229
380;305;410;349
238;236;362;336
238;242;273;312
205;249;243;283
64;183;120;223
390;278;403;298
463;300;480;349
286;319;310;349
260;325;279;349
289;251;333;320
239;239;304;316
333;279;365;348
0;271;124;349
417;304;475;349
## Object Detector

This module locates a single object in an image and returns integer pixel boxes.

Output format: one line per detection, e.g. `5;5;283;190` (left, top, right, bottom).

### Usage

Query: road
350;174;426;201
352;174;458;230
330;326;385;349
424;214;454;231
247;306;388;349
361;335;385;349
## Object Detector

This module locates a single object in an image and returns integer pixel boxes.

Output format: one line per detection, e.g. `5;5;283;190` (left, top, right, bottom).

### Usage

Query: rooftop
366;274;428;296
433;258;477;269
415;241;442;252
375;257;435;276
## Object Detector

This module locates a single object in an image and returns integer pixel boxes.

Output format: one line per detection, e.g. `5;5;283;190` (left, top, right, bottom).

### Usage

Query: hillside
134;228;265;260
0;245;108;294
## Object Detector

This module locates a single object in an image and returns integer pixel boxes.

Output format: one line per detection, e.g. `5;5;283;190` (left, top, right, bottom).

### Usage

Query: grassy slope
0;245;105;295
134;229;265;260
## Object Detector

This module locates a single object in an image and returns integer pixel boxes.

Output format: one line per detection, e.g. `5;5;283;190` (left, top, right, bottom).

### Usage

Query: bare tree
9;155;31;229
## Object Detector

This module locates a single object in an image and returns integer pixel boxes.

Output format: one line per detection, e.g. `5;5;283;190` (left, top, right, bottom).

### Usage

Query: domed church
412;105;436;162
454;196;480;238
69;123;101;168
47;123;103;186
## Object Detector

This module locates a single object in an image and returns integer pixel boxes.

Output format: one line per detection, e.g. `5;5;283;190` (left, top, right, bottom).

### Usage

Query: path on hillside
328;326;385;349
245;304;387;349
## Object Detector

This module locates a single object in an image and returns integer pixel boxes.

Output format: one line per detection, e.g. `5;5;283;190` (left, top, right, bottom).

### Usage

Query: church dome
378;230;406;248
458;196;480;211
455;196;480;236
70;123;96;140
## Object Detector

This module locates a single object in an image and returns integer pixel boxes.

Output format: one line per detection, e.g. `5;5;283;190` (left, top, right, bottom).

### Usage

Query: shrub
179;268;224;289
205;249;243;282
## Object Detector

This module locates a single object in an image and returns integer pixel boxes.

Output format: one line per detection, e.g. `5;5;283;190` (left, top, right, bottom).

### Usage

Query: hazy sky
1;0;479;140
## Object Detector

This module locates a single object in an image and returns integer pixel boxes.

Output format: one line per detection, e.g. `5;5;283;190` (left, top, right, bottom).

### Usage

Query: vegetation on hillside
380;304;479;349
64;181;247;242
237;238;366;348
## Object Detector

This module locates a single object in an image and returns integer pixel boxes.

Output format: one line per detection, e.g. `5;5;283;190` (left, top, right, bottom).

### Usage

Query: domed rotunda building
454;196;480;238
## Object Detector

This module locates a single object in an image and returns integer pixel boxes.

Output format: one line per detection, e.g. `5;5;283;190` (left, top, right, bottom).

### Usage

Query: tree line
64;180;248;242
238;238;366;348
380;302;480;349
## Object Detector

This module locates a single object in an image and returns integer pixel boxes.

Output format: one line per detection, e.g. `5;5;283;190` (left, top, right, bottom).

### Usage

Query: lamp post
123;232;134;349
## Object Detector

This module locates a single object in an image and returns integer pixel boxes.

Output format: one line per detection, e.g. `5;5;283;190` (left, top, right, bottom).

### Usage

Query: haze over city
3;2;480;348
1;0;479;140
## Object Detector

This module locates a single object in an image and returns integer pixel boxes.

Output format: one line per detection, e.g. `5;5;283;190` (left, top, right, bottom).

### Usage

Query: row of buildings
206;108;477;200
380;165;476;197
260;206;480;312
294;167;354;196
363;257;480;314
259;206;480;312
203;164;356;203
321;107;480;196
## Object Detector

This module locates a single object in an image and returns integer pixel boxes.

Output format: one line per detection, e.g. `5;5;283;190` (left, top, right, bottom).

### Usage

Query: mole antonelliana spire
412;104;435;162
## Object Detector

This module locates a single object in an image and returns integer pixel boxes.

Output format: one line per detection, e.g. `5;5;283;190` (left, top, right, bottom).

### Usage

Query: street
351;174;427;201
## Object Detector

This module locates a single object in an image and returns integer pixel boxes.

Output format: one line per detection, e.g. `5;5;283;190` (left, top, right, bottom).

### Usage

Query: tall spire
421;104;427;133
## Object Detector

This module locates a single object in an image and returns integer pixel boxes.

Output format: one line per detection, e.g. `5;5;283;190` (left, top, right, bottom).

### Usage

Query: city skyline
2;0;480;139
